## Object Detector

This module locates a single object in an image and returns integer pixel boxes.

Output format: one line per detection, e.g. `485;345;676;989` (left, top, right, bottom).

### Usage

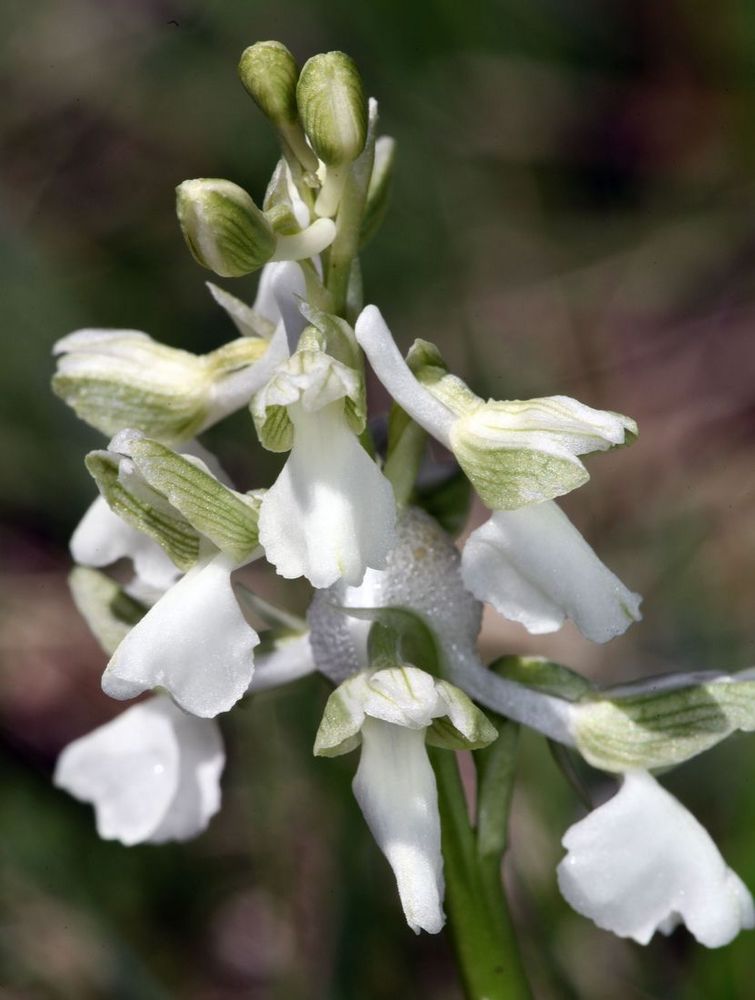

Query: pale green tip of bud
238;41;299;125
297;51;368;167
176;178;276;278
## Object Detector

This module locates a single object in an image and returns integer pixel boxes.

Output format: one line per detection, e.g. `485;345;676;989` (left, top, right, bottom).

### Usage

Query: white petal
557;771;755;947
461;502;641;643
248;632;316;693
147;701;225;842
362;667;444;730
259;403;396;589
71;496;181;593
54;695;223;845
206;282;275;339
271;218;336;261
102;552;259;717
205;323;289;426
353;718;445;934
354;305;455;447
253;260;308;350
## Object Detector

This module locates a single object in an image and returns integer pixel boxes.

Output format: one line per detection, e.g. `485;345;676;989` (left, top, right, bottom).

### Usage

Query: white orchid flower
103;551;259;718
254;328;396;589
52;324;287;445
461;500;642;643
558;770;754;947
354;307;641;644
315;665;496;934
354;306;636;512
85;430;263;717
54;695;224;845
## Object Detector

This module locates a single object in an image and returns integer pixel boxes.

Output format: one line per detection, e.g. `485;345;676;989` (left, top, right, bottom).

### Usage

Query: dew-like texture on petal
462;501;641;643
307;568;384;683
307;507;575;742
259;403;396;589
307;507;482;681
54;695;223;845
353;718;445;934
248;632;316;693
557;770;755;947
71;496;181;593
102;553;258;717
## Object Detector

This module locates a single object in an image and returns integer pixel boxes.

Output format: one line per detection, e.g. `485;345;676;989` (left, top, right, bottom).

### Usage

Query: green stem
325;127;375;318
431;744;531;1000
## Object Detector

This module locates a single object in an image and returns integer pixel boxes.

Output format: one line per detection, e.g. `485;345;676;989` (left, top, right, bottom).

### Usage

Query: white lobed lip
557;770;755;948
54;695;224;846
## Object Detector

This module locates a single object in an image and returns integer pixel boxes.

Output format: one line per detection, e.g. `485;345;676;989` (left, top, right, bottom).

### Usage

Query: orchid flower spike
315;665;497;933
558;770;754;947
54;695;224;845
254;324;396;588
85;430;263;717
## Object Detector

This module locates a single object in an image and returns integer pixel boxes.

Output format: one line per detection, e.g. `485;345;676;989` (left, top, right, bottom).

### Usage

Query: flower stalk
431;735;530;1000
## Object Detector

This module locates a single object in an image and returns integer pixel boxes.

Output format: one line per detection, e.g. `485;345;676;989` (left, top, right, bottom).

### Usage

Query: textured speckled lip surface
307;506;482;683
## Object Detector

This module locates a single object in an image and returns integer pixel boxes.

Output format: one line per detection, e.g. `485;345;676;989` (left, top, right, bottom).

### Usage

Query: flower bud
297;52;367;165
176;179;276;277
238;41;299;126
238;42;319;174
297;52;368;216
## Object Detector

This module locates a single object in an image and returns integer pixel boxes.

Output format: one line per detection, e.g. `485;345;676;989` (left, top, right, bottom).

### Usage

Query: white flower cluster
52;41;754;954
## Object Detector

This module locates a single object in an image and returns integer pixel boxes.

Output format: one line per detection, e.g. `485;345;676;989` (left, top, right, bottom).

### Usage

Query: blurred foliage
3;0;755;996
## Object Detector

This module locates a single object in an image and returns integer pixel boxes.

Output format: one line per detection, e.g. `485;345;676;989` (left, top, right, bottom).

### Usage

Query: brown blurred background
2;1;755;997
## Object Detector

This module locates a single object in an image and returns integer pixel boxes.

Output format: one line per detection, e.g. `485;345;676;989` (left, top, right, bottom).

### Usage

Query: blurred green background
3;0;755;997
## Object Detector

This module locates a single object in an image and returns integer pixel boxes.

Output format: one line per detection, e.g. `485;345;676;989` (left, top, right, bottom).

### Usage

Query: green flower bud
297;51;368;216
238;42;319;173
297;51;368;166
176;179;276;277
238;41;299;125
